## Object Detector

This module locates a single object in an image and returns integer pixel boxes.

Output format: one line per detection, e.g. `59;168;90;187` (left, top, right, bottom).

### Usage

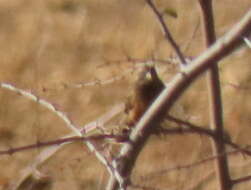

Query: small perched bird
125;66;165;127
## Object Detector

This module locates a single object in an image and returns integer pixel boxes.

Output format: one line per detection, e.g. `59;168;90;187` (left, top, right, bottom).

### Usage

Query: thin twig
107;56;194;66
232;174;251;185
0;82;80;135
145;0;187;66
7;103;125;190
0;134;128;155
0;82;125;189
138;149;242;182
159;127;251;157
183;19;201;53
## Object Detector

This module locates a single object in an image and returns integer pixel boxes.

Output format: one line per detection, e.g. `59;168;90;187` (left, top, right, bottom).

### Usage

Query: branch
232;174;251;185
0;83;81;135
183;19;201;53
0;83;126;189
0;134;128;155
159;127;251;157
145;0;187;66
7;103;125;190
198;0;231;189
105;8;251;190
138;149;242;182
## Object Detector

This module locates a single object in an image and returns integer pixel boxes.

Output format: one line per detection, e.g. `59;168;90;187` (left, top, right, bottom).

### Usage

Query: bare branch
0;82;127;189
232;174;251;185
139;149;242;182
106;8;251;190
183;19;201;53
107;56;194;66
145;0;187;67
7;103;125;190
0;83;81;135
0;134;128;155
198;0;231;189
159;127;251;157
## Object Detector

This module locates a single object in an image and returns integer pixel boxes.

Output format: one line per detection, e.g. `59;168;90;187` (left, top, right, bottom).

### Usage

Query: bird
124;65;165;127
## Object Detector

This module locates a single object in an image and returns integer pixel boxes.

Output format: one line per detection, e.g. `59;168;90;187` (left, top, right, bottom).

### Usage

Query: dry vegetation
0;0;251;189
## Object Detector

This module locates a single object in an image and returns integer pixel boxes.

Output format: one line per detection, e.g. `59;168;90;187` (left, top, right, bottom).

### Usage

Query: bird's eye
145;72;152;80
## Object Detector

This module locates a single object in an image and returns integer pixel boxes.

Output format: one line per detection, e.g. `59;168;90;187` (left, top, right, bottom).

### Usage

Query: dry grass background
0;0;251;189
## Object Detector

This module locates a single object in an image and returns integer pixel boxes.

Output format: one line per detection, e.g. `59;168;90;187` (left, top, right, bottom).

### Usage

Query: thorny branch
0;82;125;189
0;111;250;154
1;5;251;190
0;134;128;155
104;56;193;67
106;8;251;190
2;113;251;157
0;83;81;135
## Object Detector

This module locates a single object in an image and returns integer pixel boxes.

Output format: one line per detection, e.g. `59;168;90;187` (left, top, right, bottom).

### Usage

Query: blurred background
0;0;251;189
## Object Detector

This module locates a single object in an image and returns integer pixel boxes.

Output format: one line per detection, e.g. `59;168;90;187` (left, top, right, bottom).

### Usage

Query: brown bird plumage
125;66;165;127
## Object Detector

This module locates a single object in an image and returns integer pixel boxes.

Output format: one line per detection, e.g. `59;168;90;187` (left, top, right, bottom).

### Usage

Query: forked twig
7;103;124;190
0;83;125;190
145;0;187;67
